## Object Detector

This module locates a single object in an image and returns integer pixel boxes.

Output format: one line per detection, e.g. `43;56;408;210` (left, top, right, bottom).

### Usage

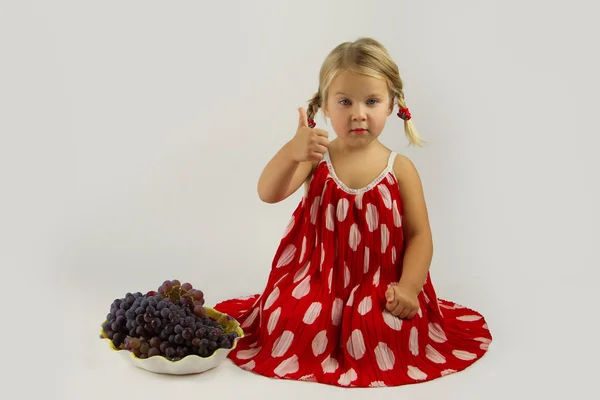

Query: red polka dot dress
215;151;492;388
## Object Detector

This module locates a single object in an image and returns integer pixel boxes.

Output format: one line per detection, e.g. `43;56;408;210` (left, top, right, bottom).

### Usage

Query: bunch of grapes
101;279;239;361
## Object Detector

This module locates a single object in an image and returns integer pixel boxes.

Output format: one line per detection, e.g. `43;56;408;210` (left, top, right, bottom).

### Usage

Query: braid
306;91;322;124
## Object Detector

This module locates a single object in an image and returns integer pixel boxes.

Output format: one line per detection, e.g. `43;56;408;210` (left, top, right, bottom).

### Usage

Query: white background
2;0;599;398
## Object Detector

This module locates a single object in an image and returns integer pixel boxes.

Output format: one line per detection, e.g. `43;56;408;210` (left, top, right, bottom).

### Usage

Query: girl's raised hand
289;108;329;162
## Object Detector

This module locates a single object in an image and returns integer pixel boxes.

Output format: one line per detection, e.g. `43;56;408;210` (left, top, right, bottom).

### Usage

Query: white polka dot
241;307;259;328
347;286;358;307
337;198;349;221
381;224;390;253
274;354;299;377
237;346;261;360
474;337;492;343
355;193;364;209
457;315;482;322
480;342;490;350
292;276;311;299
425;344;446;364
271;331;294;357
358;296;372;315
392;200;402;227
453;350;477;360
378;185;392;209
240;360;255;370
328;268;333;293
293;261;310;283
373;266;381;286
374;342;395;371
370;381;387;387
299;374;317;382
310;196;320;224
299;236;307;263
321;355;339;374
344;263;350;288
363;247;370;273
349;223;361;251
332;298;343;326
392;247;397;264
409;327;419;356
386;173;395;185
441;369;457;376
483;323;488;330
428;323;448;343
347;330;366;360
303;302;322;325
418;306;423;318
407;365;427;381
320;243;325;270
263;287;280;310
366;203;379;232
267;307;281;335
325;204;335;231
312;330;328;356
283;216;295;237
275;244;296;268
383;310;402;331
337;368;358;386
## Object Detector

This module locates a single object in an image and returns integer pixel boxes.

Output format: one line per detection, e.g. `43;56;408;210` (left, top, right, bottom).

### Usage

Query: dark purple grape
192;338;201;347
110;322;120;331
146;305;156;314
144;312;153;323
207;328;220;342
176;347;187;357
125;310;135;320
157;301;167;311
136;326;146;336
174;325;183;334
172;279;181;287
113;333;125;347
164;325;174;335
115;315;126;326
159;341;169;353
195;327;207;338
219;339;232;349
141;299;149;308
165;347;176;358
182;282;192;291
208;341;218;351
149;337;161;348
182;328;193;340
151;318;161;329
129;328;136;336
160;308;170;319
139;354;148;359
116;308;126;317
148;347;160;357
159;330;169;340
135;314;145;325
101;321;111;332
174;334;184;344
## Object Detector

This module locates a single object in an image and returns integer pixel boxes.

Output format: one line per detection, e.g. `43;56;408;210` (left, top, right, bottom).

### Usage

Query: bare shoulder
391;154;432;239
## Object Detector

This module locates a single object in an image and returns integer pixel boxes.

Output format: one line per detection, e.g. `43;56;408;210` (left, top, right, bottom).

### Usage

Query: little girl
215;37;492;388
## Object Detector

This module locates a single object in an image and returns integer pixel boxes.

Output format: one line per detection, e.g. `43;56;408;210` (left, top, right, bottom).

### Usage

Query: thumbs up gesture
289;108;330;163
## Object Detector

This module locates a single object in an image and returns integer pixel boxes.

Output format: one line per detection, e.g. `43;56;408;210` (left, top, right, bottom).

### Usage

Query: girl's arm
393;155;434;294
257;140;317;204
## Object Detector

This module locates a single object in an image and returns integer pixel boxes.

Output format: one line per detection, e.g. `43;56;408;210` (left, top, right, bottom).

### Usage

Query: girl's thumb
385;290;393;302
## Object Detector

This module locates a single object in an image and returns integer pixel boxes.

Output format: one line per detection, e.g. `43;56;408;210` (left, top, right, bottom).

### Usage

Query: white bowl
100;307;244;375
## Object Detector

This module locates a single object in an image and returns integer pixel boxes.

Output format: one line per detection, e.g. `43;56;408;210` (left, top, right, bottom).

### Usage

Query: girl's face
323;71;394;147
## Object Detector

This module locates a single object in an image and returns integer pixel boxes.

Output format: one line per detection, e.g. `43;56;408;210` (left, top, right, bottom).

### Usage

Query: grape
140;342;150;354
148;347;160;357
165;347;176;358
193;305;206;318
101;280;229;361
149;337;161;348
182;282;192;291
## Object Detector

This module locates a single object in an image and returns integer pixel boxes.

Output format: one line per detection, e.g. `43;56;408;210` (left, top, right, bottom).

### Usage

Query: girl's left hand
385;284;420;319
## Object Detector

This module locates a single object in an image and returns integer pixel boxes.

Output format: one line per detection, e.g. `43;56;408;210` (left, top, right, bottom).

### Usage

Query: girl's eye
340;99;350;105
367;99;379;105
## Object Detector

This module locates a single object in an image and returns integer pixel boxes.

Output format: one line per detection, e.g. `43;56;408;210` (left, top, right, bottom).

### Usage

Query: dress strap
387;152;397;170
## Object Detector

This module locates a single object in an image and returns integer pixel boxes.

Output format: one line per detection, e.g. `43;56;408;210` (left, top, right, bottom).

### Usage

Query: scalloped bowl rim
100;306;245;364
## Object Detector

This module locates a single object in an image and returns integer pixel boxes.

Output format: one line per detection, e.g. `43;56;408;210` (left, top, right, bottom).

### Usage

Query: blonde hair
307;37;424;147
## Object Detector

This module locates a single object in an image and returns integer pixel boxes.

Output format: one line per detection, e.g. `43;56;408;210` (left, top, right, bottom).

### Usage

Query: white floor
28;273;591;400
